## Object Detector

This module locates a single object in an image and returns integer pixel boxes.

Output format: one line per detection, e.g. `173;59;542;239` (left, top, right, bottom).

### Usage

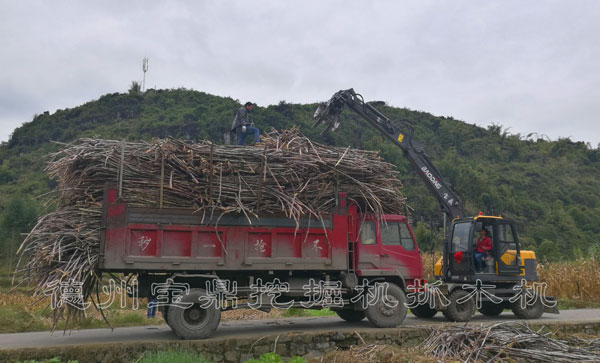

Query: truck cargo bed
99;187;347;272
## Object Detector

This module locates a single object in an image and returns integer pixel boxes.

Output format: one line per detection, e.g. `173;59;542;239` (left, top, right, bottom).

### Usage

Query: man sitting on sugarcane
231;102;261;145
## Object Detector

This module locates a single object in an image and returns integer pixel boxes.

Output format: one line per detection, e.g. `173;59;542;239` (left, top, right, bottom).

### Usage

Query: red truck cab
355;213;422;279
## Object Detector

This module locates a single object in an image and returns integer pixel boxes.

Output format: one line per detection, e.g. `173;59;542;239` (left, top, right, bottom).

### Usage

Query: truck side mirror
475;222;483;232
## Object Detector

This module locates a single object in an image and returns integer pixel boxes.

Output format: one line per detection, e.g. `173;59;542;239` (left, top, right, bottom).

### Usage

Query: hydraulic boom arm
314;88;464;221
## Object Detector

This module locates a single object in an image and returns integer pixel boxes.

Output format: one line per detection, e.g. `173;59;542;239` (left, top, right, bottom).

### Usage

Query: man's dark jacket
231;107;251;132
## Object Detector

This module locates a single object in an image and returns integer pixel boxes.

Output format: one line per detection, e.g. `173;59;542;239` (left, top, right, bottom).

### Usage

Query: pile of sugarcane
420;322;600;362
15;129;407;325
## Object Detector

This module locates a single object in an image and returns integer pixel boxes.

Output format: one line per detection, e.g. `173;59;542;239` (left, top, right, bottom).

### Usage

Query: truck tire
478;301;504;316
511;298;543;319
335;309;366;322
167;288;221;339
365;283;407;328
442;289;475;322
162;307;170;326
410;304;438;318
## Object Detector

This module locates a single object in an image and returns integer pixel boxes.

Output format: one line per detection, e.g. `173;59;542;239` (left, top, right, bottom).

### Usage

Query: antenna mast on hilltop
142;57;149;91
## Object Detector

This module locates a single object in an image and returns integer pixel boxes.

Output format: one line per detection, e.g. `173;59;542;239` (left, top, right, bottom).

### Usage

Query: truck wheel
410;304;438;318
167;288;221;339
442;289;474;322
161;307;170;326
365;283;407;328
335;309;366;322
511;298;543;319
478;301;504;316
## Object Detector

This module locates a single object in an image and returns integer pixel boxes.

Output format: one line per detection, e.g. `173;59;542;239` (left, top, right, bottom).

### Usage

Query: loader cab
443;215;536;283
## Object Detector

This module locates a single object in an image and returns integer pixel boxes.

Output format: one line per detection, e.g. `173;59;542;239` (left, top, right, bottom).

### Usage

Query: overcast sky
1;1;599;146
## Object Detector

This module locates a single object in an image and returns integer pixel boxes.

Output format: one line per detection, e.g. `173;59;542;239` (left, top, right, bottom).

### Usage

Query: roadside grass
307;345;436;363
53;309;158;331
0;305;49;333
135;350;210;363
0;296;163;333
557;298;600;310
247;352;306;363
0;267;165;333
16;359;79;363
132;351;306;363
282;308;336;318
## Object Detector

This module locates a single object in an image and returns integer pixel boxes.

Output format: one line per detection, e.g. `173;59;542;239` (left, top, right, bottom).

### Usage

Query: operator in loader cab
231;102;261;145
473;228;492;273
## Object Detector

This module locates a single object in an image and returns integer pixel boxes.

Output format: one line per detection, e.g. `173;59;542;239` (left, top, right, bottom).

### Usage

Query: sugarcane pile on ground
15;128;407;325
420;322;600;362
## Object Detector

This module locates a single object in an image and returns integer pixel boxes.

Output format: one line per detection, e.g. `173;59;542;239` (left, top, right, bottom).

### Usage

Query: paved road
1;309;599;349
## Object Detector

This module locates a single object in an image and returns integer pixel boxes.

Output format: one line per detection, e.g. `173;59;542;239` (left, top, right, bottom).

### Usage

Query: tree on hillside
414;222;436;252
129;81;141;95
536;239;562;262
1;88;599;260
0;195;38;270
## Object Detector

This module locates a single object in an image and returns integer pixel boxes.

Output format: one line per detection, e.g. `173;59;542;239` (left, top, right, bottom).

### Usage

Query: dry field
538;257;600;302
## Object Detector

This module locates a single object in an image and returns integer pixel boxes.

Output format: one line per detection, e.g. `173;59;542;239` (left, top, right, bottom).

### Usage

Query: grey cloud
1;1;599;146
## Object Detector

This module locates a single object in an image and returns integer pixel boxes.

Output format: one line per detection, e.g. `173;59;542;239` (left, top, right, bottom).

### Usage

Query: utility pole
142;57;149;92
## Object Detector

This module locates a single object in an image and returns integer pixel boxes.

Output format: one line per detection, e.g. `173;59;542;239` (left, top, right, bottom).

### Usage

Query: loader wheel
442;289;475;322
335;309;366;322
168;288;221;339
511;296;543;319
410;303;438;318
478;301;504;316
365;283;407;328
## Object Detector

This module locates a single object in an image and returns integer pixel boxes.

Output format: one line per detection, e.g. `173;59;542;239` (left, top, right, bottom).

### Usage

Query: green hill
1;87;599;265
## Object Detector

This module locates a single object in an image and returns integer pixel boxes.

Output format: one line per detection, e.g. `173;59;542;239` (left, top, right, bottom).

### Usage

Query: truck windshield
399;223;415;251
360;221;376;245
452;222;471;252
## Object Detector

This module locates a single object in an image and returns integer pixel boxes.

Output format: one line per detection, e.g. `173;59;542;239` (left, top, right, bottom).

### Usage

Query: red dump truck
99;184;424;339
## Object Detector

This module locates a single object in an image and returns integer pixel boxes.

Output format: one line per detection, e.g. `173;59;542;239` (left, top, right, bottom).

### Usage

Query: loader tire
511;297;543;319
335;309;366;322
442;289;475;322
365;283;407;328
168;288;221;340
478;301;504;316
410;303;438;318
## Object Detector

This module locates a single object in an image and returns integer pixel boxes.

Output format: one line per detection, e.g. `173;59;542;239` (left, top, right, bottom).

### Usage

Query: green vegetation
0;303;160;334
282;308;336;318
1;88;599;263
557;299;600;310
0;305;49;333
16;360;75;363
0;193;38;271
0;265;162;334
132;351;305;363
246;353;306;363
134;350;209;363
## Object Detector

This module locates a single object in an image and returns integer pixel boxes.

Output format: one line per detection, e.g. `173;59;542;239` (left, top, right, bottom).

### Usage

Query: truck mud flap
543;296;560;314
